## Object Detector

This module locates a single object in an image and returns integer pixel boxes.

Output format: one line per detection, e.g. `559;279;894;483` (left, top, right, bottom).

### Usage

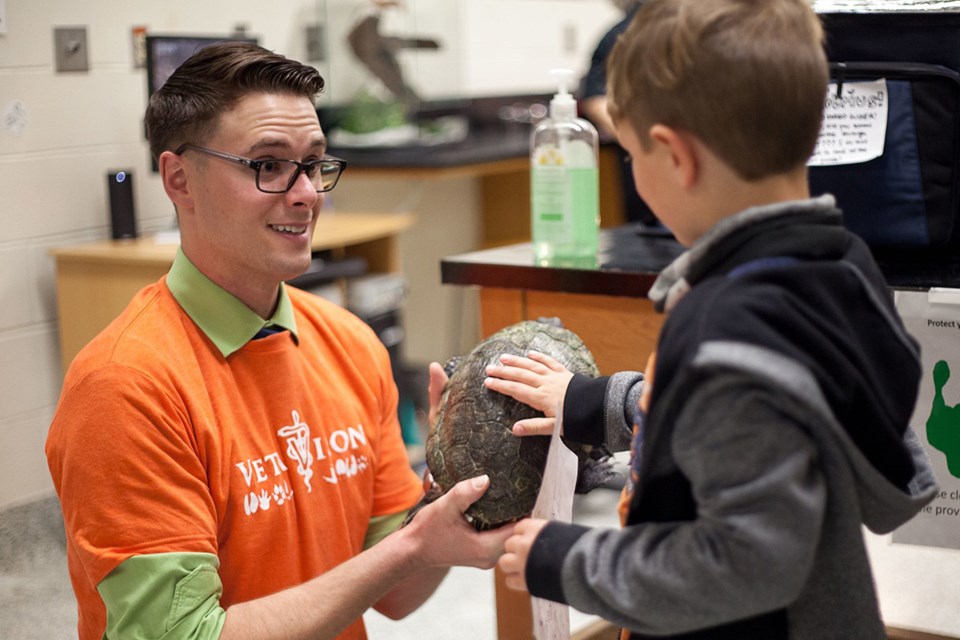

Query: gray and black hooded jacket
529;196;938;639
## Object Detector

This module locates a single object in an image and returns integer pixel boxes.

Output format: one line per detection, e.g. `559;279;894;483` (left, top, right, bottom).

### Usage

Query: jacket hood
685;340;937;533
650;197;937;527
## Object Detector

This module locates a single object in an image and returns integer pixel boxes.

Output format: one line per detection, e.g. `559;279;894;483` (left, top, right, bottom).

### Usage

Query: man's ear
158;151;194;211
649;124;698;189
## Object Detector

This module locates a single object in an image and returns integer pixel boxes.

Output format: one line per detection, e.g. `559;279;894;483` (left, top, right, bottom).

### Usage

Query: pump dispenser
530;68;600;267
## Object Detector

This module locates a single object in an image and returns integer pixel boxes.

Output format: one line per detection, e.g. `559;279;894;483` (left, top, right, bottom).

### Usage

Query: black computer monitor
144;34;258;171
145;34;258;95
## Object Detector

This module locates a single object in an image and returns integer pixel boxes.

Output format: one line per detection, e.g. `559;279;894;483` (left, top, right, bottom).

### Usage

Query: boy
488;1;938;638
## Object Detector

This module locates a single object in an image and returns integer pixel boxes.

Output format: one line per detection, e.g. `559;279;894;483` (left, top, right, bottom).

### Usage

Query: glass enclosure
317;0;466;147
317;0;462;108
141;0;620;149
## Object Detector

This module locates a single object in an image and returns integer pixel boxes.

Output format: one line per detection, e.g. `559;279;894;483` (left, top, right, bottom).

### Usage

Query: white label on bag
808;79;888;166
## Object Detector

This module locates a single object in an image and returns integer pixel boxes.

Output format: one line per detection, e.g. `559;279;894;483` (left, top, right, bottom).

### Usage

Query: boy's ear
158;151;195;211
650;124;698;189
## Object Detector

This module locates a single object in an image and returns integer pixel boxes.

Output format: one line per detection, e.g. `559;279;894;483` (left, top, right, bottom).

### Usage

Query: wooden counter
50;211;413;371
442;224;682;376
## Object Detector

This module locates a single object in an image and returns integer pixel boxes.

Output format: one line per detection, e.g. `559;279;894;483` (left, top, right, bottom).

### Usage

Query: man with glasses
174;143;347;194
46;42;513;640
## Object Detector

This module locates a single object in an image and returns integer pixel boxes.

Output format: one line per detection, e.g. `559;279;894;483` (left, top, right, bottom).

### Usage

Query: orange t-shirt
46;279;422;639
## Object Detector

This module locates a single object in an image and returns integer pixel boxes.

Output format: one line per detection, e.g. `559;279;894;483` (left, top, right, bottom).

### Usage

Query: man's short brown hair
607;0;828;180
145;41;326;161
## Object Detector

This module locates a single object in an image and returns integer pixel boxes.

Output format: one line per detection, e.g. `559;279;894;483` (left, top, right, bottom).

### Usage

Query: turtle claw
574;445;627;493
401;469;446;528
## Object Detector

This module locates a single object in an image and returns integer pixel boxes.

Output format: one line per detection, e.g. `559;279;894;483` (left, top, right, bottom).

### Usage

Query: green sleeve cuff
363;511;409;549
97;552;226;639
98;517;406;638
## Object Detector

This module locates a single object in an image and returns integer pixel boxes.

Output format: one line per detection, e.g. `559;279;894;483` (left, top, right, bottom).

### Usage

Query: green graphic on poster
928;360;960;479
891;293;960;550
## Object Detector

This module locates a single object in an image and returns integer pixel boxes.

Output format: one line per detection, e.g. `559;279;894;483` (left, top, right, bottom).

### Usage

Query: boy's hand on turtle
509;416;556;437
483;351;574;424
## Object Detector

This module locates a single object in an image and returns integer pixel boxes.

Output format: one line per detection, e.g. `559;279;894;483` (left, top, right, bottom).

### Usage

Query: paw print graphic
257;489;271;510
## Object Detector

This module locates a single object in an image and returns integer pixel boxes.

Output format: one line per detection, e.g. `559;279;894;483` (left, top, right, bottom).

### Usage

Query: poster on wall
893;289;960;549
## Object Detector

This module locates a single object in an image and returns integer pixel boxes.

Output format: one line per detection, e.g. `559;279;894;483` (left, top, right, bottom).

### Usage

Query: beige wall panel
0;73;145;155
0;327;61;419
0;410;56;507
0;246;34;331
459;0;620;95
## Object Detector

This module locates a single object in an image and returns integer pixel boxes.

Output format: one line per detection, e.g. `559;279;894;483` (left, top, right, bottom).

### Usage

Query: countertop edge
440;257;661;298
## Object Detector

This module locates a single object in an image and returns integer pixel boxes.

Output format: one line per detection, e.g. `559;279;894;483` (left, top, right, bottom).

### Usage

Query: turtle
419;317;618;530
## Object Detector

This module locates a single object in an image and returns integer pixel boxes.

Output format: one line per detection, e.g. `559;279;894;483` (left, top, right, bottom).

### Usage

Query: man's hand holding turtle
403;474;516;570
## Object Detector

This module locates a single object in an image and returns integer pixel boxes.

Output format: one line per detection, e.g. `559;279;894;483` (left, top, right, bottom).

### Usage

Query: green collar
166;249;299;357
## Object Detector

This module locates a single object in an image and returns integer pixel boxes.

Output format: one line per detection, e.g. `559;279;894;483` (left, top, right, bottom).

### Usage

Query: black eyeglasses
174;143;347;193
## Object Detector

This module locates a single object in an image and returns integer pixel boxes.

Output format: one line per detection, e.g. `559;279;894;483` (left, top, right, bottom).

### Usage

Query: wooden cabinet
478;289;661;640
50;212;413;371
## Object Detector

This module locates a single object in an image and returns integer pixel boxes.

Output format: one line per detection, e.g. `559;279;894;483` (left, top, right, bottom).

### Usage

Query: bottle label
532;165;567;224
531;139;599;258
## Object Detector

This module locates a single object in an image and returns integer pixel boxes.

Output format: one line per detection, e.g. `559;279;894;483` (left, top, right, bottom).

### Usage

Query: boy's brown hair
607;0;828;181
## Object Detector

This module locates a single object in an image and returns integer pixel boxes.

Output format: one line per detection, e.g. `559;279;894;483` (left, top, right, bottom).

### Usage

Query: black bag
810;13;960;251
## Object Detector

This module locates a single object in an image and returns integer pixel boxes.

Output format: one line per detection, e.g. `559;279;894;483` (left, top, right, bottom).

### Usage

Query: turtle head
534;316;564;328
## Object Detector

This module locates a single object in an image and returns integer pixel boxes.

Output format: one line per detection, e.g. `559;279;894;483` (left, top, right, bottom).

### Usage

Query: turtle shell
425;319;600;530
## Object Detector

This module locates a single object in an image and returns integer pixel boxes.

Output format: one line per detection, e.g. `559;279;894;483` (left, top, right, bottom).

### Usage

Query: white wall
0;0;322;510
458;0;618;96
0;0;623;509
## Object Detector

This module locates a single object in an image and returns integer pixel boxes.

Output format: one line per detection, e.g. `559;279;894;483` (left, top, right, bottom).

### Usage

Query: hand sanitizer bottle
530;68;600;267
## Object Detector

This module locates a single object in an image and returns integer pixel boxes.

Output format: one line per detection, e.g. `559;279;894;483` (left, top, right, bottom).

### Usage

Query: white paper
530;404;579;640
814;0;960;11
928;288;960;307
893;290;960;549
808;79;888;167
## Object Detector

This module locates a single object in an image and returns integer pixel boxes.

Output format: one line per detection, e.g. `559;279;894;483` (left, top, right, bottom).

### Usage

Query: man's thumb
449;474;490;512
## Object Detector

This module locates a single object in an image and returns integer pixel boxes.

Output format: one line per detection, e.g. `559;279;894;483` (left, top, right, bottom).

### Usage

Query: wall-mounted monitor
144;34;258;171
145;34;258;96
